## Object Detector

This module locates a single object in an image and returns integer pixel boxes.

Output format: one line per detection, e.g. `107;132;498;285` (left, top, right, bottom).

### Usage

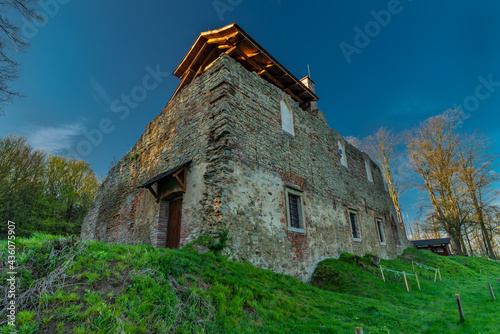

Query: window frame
365;160;373;183
338;140;348;167
280;99;295;136
348;209;361;241
285;186;306;233
376;218;386;245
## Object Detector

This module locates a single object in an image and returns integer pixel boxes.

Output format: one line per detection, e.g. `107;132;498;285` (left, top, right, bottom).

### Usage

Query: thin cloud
29;121;85;154
90;76;112;110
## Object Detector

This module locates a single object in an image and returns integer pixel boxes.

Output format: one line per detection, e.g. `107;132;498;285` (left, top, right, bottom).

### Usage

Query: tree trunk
464;226;474;256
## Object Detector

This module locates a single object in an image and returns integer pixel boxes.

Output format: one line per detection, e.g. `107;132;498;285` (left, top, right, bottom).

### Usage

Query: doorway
167;197;183;248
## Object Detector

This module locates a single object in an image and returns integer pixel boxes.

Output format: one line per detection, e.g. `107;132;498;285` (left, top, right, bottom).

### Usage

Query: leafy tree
0;135;100;237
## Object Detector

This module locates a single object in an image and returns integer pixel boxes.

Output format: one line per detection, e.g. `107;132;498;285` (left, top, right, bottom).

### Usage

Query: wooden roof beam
262;71;285;88
234;48;263;71
194;46;220;79
261;71;305;102
146;185;158;202
185;42;209;76
247;51;260;58
171;69;195;99
206;31;239;44
225;45;238;55
285;88;304;104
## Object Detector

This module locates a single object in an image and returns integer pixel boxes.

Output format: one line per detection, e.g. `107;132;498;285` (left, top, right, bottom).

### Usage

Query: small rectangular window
285;187;305;232
376;219;386;244
365;160;373;182
280;100;295;135
349;211;360;240
288;194;301;229
338;140;348;167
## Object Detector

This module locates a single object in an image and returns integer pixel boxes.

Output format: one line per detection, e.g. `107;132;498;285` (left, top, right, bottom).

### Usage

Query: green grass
1;235;500;333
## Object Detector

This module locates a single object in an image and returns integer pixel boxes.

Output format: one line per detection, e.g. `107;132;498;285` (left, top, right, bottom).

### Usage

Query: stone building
81;23;413;281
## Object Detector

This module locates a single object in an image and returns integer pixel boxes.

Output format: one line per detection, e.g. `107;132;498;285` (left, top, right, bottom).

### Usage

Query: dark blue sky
2;0;500;226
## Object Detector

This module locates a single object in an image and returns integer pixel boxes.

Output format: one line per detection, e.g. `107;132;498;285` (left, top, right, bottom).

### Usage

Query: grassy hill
1;234;500;333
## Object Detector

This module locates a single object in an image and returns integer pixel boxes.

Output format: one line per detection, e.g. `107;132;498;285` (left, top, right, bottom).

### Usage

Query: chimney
300;76;317;111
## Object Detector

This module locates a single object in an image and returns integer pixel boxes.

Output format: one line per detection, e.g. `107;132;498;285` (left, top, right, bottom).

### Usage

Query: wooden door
167;197;182;249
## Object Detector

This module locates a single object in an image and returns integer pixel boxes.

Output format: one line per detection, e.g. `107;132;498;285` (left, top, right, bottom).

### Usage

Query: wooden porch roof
172;23;319;109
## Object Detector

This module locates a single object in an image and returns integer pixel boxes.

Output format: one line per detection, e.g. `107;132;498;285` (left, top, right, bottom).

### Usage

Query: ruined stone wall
205;54;413;280
81;56;236;246
82;52;412;282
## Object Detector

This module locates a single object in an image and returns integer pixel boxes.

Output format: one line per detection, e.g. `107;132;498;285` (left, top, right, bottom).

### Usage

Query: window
288;194;301;228
280;99;294;135
338;140;347;167
349;210;361;241
285;187;305;232
376;219;386;244
365;160;373;182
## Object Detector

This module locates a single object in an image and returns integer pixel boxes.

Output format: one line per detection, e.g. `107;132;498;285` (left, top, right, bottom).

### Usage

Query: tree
0;0;43;115
406;109;469;255
0;135;100;237
0;135;45;234
457;131;498;259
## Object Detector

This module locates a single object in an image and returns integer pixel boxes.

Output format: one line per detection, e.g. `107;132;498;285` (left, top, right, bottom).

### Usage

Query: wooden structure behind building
412;238;452;256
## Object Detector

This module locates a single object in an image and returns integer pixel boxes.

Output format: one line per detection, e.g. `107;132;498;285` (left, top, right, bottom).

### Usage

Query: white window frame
285;187;306;233
348;209;361;241
338;140;347;167
280;99;295;136
376;219;386;245
365;160;373;183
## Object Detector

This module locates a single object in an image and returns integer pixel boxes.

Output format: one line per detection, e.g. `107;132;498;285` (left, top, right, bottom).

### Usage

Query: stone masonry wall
204;54;413;280
82;52;412;282
81;55;239;247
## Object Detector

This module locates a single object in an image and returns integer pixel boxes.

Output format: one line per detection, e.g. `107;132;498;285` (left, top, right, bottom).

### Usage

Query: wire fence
413;261;438;271
379;265;420;292
412;260;442;282
380;266;417;277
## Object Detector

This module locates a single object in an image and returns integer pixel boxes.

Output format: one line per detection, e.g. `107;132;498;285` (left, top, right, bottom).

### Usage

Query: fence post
416;273;421;291
412;260;415;272
488;283;496;300
434;269;438;282
403;271;409;292
455;294;465;322
380;266;385;282
438;269;442;281
355;327;363;334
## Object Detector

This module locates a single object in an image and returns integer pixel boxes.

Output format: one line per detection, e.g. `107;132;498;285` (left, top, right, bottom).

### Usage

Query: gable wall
206;54;412;280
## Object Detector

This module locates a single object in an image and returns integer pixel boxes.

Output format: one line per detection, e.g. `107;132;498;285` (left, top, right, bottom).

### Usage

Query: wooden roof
139;161;191;188
172;23;319;109
412;238;451;247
